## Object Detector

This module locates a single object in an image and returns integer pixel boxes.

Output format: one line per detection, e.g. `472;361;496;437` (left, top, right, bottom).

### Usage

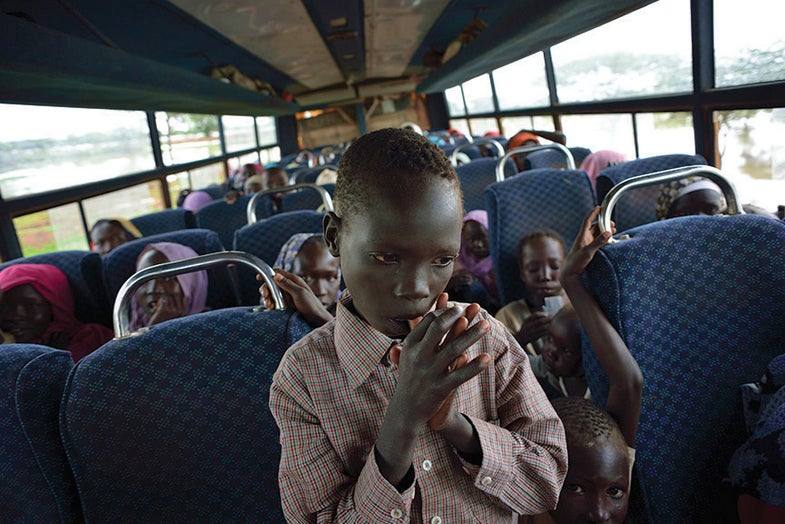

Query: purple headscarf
129;242;208;331
458;210;497;299
182;191;213;212
579;150;627;187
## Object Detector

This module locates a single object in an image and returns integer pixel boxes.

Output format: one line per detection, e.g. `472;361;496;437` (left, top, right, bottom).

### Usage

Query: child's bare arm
559;207;642;447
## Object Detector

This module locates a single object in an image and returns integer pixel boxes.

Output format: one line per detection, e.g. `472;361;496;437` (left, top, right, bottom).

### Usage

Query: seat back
0;250;110;327
60;307;311;522
581;214;785;523
280;184;335;213
485;169;596;305
130;208;195;236
102;229;236;311
195;185;226;200
195;194;260;249
595;154;707;231
523;147;588;171
233;211;325;305
0;345;80;523
455;158;516;212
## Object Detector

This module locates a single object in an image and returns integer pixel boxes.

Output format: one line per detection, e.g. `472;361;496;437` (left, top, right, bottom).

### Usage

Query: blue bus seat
522;146;591;171
195;185;226;200
195;194;266;249
102;229;237;311
280;184;334;213
595;154;707;231
581;214;785;523
233;210;325;305
485;169;596;305
130;208;196;237
0;345;81;523
59;307;311;522
0;250;111;327
455;158;517;212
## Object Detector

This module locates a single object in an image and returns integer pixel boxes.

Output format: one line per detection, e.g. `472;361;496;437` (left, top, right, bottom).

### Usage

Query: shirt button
431;517;442;524
422;459;432;471
481;475;493;487
390;508;403;519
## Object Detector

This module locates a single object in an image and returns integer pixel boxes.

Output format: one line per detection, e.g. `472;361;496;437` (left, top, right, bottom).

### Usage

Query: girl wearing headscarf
182;190;213;213
656;177;726;220
129;242;208;331
446;210;499;313
0;264;113;360
579;150;627;188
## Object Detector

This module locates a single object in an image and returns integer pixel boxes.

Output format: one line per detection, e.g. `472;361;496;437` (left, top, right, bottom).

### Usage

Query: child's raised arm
559;206;643;447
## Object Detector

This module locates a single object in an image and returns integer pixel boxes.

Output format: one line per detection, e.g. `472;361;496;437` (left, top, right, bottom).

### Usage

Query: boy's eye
370;253;399;265
565;483;585;494
550;263;561;270
607;487;626;500
432;256;455;267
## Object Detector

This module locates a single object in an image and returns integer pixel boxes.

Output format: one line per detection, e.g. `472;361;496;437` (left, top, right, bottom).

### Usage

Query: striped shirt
270;294;567;523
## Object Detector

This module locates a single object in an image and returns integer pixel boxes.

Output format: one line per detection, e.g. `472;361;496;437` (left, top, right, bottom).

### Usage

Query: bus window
167;173;190;207
0;104;153;199
83;182;166;231
259;146;281;166
447;119;470;137
499;115;555;139
188;163;227;191
461;74;495;114
492;53;549;111
560;114;636;159
468;118;501;137
635;112;695;158
714;0;785;87
256;117;278;147
444;86;466;117
14;203;88;256
551;0;692;103
222;115;257;152
156;112;221;165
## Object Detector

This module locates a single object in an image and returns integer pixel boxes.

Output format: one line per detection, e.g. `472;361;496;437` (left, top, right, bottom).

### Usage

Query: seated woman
578;150;627;188
656;177;726;220
260;233;341;329
506;129;567;171
445;210;499;314
181;190;213;213
90;218;142;256
129;243;208;331
0;264;113;360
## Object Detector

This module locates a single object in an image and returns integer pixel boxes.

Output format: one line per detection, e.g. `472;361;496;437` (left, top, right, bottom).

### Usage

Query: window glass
715;108;785;211
0;104;154;199
468;118;500;137
635;112;695;157
188;162;227;190
560;114;636;160
256;116;278;146
461;74;495;114
222;115;257;152
14;204;88;256
167;172;191;208
157;112;221;165
493;53;549;110
444;86;466;117
447;119;471;138
714;0;785;87
551;0;692;103
260;146;281;166
500;116;535;138
83;182;165;229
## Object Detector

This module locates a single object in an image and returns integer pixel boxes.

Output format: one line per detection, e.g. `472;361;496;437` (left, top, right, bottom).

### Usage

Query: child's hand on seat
561;206;615;282
258;270;332;328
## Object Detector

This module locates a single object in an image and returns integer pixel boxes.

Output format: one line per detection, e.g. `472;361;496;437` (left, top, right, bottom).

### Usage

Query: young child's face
550;441;630;524
541;312;581;377
135;249;186;319
292;242;341;308
462;220;489;260
667;189;724;218
520;236;564;302
91;222;128;257
0;284;52;343
331;179;462;338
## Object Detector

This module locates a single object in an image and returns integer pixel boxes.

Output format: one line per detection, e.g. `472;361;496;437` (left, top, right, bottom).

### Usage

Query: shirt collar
334;291;398;389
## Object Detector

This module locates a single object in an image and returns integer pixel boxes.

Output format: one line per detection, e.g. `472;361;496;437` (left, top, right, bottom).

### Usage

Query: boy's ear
323;212;342;257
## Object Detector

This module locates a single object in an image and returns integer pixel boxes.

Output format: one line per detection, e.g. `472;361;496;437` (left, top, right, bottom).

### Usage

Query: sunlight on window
156;112;221;165
636;112;695;158
461;74;495;114
444;86;466;117
561;114;636;159
492;53;549;110
222;115;257;152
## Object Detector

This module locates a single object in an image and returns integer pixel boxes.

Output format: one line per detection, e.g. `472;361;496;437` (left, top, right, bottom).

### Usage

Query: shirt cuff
458;414;515;499
354;446;416;522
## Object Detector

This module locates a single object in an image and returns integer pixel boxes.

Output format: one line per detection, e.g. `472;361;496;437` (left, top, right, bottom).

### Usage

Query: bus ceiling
1;0;655;114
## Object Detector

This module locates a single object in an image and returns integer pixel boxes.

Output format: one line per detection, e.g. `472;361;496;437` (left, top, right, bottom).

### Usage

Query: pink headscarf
182;191;213;212
0;264;113;361
129;243;208;331
579;150;627;187
458;210;498;300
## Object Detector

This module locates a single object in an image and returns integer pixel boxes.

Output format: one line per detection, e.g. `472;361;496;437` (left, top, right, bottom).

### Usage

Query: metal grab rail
246;183;334;224
449;138;505;167
113;251;283;338
496;143;575;181
598;165;744;241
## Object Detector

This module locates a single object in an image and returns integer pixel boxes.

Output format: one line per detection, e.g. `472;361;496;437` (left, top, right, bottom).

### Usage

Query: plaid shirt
270;294;567;523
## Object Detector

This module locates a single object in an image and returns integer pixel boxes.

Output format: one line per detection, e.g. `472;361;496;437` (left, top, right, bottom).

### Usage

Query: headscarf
0;264;113;360
579;150;627;187
182;191;213;212
129;243;208;331
656;177;725;220
458;211;497;300
507;131;540;151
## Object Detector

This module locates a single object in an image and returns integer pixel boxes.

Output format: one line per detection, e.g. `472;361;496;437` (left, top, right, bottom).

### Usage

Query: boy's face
550;441;630;524
541;312;582;377
326;178;462;338
292;242;341;308
462;220;489;260
91;222;128;256
520;236;564;302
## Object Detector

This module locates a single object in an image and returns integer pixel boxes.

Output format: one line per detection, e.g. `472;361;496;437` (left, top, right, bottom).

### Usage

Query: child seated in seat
0;264;113;360
130;242;208;330
90;218;142;257
522;207;643;524
496;229;567;355
260;233;341;329
269;128;567;522
445;210;499;314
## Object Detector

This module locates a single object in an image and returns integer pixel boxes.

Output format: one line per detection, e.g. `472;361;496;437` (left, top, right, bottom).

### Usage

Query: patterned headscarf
129;242;208;331
656;177;724;220
275;233;339;277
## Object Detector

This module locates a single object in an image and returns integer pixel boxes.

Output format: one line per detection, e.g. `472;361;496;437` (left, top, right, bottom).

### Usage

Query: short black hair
517;229;566;268
551;397;626;450
90;219;137;241
334;128;461;220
